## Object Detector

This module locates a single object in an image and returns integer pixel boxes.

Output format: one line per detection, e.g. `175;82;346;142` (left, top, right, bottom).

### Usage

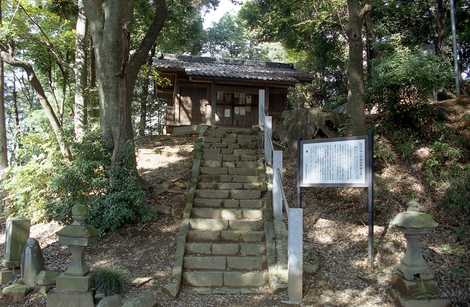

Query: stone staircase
182;127;270;294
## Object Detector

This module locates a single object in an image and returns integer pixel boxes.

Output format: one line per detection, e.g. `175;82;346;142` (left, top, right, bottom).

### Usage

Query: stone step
203;152;259;162
185;242;266;256
188;287;267;295
197;182;266;191
202;160;262;168
184;256;265;271
196;189;261;200
200;166;260;176
194;198;264;209
187;230;265;242
191;208;263;220
189;219;264;231
198;175;263;184
183;271;267;288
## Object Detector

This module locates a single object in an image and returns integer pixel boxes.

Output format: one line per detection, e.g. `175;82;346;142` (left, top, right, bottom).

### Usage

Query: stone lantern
389;200;449;307
47;204;97;307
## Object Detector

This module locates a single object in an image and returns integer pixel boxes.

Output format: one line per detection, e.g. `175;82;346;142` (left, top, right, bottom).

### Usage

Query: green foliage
444;165;470;214
93;266;129;296
240;0;348;104
287;83;346;110
374;136;397;167
368;44;452;131
422;141;463;185
421;140;469;214
205;14;246;57
3;129;154;235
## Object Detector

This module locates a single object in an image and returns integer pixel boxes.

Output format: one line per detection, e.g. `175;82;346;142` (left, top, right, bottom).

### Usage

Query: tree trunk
435;0;445;55
364;0;374;80
0;0;8;171
74;0;88;141
0;51;72;160
83;0;167;170
346;0;368;135
13;72;19;129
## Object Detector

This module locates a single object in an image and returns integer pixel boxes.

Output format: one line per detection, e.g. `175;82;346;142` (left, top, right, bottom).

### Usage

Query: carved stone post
47;204;97;307
389;201;449;307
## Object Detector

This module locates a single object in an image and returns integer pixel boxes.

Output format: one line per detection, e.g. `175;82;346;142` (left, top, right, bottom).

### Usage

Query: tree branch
360;4;372;19
19;3;70;76
128;0;168;83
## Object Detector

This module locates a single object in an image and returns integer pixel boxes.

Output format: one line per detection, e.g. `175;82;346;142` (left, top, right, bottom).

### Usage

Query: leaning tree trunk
0;0;8;172
346;0;368;135
73;0;88;141
0;51;72;160
83;0;167;170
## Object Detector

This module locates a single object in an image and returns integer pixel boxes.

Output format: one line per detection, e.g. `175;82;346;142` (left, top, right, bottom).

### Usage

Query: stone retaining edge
162;127;206;298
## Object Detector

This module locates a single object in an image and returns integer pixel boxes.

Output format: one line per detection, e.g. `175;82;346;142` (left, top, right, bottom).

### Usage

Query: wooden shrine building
153;55;312;129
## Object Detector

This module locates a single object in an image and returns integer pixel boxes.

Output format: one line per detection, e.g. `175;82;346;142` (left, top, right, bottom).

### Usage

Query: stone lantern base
47;290;94;307
390;274;450;307
47;273;94;307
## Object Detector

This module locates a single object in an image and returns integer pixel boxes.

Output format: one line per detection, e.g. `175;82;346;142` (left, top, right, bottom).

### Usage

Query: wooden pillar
211;82;216;125
173;78;180;125
265;87;270;115
258;89;265;130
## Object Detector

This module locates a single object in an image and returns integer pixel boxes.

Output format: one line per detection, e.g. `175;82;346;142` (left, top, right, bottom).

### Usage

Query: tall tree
83;0;168;170
346;0;370;135
0;0;8;172
74;0;88;141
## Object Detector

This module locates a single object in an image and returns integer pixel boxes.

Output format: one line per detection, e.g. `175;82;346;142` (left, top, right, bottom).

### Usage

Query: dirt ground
0;135;468;306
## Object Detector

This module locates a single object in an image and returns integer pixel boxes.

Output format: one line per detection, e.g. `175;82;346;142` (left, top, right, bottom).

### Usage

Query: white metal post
259;89;265;130
273;150;283;220
264;116;272;165
288;208;303;305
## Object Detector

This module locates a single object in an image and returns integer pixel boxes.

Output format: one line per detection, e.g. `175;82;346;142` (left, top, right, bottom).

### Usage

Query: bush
422;141;463;186
444;165;470;215
368;43;452;133
2;129;154;235
93;266;129;296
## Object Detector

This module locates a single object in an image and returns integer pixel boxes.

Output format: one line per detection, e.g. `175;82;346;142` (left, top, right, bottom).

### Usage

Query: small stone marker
47;204;97;307
21;238;45;287
0;217;30;284
389;201;450;307
2;217;31;268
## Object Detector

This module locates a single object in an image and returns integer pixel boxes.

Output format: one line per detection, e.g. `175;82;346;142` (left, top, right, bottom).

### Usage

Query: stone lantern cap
56;204;97;247
390;200;438;230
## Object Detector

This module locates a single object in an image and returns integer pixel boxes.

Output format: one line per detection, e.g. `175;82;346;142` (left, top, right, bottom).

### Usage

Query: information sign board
300;137;368;187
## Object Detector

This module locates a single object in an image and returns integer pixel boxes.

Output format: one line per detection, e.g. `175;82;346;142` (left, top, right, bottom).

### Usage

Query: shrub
444;165;470;215
368;43;452;133
2;129;154;235
93;266;129;296
422;141;463;186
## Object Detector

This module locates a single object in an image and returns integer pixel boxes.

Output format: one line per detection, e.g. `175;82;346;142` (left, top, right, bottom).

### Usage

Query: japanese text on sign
302;139;366;186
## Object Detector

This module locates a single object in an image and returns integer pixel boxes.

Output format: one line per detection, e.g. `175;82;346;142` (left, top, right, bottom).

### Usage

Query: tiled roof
154;55;312;83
